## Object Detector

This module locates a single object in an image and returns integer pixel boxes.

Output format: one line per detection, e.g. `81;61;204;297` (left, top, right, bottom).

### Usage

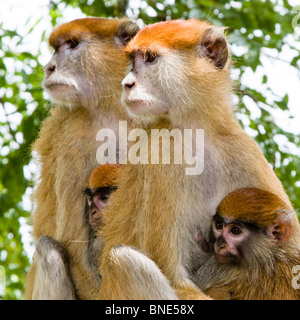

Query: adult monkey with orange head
98;19;300;300
25;18;140;300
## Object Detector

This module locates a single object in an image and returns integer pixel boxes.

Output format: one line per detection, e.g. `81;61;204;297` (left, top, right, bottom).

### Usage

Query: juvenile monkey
84;164;179;300
98;19;300;300
84;164;124;230
29;164;124;300
195;187;300;300
25;18;140;299
82;163;178;300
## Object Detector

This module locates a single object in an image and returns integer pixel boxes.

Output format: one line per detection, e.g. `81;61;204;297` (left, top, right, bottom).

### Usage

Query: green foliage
0;0;299;299
0;21;46;299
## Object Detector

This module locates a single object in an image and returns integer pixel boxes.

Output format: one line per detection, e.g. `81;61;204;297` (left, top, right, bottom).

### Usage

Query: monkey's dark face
211;214;252;264
84;186;117;230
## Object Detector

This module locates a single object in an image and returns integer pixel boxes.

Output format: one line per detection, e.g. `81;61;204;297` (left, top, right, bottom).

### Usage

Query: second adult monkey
25;18;140;300
98;19;300;300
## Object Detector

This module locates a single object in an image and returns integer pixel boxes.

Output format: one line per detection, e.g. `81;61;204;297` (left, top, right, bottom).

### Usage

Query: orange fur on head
49;18;121;50
87;164;124;189
125;19;212;54
217;187;290;228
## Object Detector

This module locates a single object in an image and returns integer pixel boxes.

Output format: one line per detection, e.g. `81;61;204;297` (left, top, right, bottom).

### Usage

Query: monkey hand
31;235;76;300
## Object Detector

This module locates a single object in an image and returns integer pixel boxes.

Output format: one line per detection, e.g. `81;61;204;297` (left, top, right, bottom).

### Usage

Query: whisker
100;93;119;99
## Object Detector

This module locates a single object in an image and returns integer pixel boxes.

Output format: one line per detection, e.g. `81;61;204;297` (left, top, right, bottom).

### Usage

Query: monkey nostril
218;243;226;250
46;64;56;76
125;82;135;90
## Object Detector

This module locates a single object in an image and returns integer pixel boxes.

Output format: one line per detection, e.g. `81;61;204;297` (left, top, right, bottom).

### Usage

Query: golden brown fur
25;18;139;299
198;252;300;299
98;19;300;300
85;164;124;230
87;164;125;190
196;188;300;300
217;187;292;228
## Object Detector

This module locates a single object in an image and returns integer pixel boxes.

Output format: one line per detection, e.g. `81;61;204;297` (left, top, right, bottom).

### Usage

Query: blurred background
0;0;300;299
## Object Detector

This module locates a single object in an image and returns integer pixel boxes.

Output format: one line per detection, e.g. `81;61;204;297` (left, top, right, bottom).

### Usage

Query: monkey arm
97;165;212;301
28;235;76;300
99;245;211;300
99;245;178;300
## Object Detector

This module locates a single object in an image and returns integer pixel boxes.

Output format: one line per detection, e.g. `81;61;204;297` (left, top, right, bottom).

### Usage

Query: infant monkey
84;164;124;230
196;187;300;300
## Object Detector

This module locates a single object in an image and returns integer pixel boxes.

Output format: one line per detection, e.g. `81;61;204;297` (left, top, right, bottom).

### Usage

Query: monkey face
43;38;94;106
84;186;117;230
42;19;140;109
211;216;250;264
88;192;108;230
121;50;171;120
121;20;230;123
121;47;229;123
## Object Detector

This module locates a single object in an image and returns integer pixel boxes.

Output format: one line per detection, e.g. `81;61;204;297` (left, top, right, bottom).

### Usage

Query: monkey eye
65;39;80;49
215;221;223;229
230;226;242;235
100;194;109;201
144;51;158;64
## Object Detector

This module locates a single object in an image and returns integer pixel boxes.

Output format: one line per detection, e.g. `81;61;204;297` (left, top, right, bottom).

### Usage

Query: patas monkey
195;187;300;300
84;164;124;230
98;19;300;300
25;18;139;300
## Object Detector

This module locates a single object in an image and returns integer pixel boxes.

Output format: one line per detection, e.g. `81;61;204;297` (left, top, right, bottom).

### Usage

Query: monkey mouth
125;99;147;106
43;80;81;105
43;81;72;91
125;99;169;117
124;99;150;116
215;253;239;264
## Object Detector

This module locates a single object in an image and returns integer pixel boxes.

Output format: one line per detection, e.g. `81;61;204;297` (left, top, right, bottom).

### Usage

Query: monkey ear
197;27;229;70
266;212;293;246
115;20;140;47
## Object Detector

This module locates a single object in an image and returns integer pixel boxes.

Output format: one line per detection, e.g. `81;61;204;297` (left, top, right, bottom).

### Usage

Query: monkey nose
124;81;135;90
215;242;226;252
122;72;136;90
45;63;56;77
